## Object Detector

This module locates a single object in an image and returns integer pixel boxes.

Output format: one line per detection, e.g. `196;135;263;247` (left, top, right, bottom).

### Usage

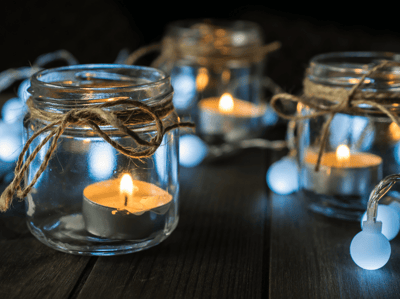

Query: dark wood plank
75;150;268;299
0;187;93;299
269;190;400;299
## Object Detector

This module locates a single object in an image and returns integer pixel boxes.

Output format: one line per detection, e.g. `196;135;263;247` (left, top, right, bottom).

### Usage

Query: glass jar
157;19;271;144
25;64;179;255
297;52;400;221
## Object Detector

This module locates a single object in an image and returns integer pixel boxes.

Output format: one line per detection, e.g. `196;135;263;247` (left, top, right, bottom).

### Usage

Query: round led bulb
266;156;299;195
350;221;391;270
0;134;22;162
361;204;400;241
179;134;208;168
1;98;26;124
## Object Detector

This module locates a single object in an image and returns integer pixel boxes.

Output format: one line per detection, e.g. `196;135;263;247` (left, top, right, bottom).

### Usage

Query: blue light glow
171;67;196;111
262;105;279;127
329;114;351;147
361;205;400;241
89;142;116;180
154;136;168;184
350;223;391;270
1;98;26;124
351;116;374;151
179;134;208;168
0;133;22;162
18;79;31;103
266;157;299;195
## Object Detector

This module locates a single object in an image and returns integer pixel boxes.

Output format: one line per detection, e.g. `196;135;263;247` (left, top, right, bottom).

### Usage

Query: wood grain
75;150;268;299
0;215;92;299
269;190;400;299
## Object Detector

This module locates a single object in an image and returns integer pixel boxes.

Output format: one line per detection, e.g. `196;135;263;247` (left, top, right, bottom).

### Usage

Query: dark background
2;1;400;94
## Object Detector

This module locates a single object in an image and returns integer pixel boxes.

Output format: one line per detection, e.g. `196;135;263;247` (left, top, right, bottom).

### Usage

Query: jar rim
307;51;400;90
28;64;173;108
30;64;170;92
27;64;177;133
309;51;400;73
164;19;263;54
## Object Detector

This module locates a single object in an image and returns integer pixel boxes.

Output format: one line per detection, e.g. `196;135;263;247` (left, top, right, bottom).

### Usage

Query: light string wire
366;174;400;223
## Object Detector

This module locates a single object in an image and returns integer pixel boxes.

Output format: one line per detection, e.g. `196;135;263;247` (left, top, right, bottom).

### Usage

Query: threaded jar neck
29;64;173;113
307;52;400;92
163;19;263;63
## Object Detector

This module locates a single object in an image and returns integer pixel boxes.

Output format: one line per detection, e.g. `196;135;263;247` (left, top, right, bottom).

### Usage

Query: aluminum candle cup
82;175;173;240
301;147;383;220
198;93;266;142
302;150;383;196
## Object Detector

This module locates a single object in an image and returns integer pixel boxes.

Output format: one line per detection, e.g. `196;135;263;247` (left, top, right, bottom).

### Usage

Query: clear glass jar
297;52;400;221
158;19;269;144
25;64;179;255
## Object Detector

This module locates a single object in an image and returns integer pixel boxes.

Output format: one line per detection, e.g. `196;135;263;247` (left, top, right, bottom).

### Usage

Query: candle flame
336;144;350;165
218;93;234;113
120;173;137;196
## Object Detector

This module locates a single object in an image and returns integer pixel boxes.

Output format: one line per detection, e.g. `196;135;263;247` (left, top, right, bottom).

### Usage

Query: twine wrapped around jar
125;21;281;71
0;95;194;212
271;60;400;172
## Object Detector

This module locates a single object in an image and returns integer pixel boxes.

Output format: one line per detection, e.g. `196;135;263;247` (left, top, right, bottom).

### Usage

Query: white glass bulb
262;106;279;127
1;98;26;124
350;221;391;270
266;156;299;195
0;134;22;162
179;134;208;168
361;204;400;241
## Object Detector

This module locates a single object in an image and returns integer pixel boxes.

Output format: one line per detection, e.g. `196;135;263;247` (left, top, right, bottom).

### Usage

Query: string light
350;220;391;270
1;98;26;124
361;204;400;241
179;134;208;168
350;174;400;270
266;156;299;195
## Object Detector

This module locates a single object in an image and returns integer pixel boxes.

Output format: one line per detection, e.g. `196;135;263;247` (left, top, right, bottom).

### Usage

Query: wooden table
1;98;400;298
2;146;400;299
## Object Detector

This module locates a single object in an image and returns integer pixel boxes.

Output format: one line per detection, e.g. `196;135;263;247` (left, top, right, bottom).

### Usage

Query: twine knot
271;60;400;171
0;96;194;212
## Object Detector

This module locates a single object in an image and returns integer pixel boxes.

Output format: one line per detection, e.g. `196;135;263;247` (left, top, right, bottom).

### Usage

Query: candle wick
124;195;128;207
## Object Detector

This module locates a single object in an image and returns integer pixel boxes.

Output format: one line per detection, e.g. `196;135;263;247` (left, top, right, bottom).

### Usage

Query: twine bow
271;60;400;172
0;97;194;212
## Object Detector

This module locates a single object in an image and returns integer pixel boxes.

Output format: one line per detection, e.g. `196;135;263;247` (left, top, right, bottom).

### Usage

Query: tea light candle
302;144;383;196
82;173;173;239
198;93;265;141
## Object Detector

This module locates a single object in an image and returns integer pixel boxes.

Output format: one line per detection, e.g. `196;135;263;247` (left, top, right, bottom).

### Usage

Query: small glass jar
297;52;400;221
158;19;270;144
25;64;179;255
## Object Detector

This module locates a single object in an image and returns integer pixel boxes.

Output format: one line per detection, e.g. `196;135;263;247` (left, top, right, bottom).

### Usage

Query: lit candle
82;173;173;239
198;93;265;141
302;145;382;196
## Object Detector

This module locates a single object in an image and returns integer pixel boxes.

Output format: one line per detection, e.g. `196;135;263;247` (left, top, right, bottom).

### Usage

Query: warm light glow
297;103;304;113
349;78;371;84
218;93;234;113
221;69;231;84
196;67;209;91
336;144;350;165
120;174;137;196
389;122;400;140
